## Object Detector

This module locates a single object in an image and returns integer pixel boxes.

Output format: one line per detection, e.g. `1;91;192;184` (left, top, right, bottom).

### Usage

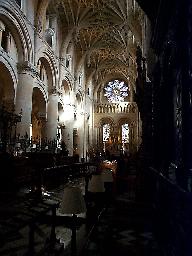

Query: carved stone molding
49;87;59;95
45;27;55;36
17;61;39;76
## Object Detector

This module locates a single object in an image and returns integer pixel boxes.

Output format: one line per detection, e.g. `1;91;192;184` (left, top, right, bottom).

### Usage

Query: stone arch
0;56;17;101
35;0;51;34
61;79;72;105
36;49;58;88
0;4;33;62
60;31;75;61
117;118;130;126
36;56;54;93
0;61;16;111
99;117;114;127
33;82;48;104
61;73;74;90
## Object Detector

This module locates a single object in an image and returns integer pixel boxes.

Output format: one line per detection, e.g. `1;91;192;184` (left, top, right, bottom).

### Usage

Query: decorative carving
17;61;39;76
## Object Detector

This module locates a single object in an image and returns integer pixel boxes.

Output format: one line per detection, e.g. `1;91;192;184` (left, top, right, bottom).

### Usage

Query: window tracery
103;124;110;142
122;123;129;143
104;79;128;103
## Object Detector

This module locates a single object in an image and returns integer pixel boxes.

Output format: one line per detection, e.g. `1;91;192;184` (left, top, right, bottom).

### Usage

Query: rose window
104;79;128;103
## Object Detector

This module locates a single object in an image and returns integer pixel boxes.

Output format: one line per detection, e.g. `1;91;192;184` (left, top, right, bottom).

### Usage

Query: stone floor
81;192;164;256
0;175;164;256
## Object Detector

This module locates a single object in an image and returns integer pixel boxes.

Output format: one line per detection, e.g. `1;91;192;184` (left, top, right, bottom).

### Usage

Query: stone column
62;121;73;155
15;62;35;137
73;128;78;155
46;92;58;141
77;114;85;159
129;83;134;102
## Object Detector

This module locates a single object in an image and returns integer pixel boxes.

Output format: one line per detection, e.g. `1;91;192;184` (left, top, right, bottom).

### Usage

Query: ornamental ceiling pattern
45;0;145;91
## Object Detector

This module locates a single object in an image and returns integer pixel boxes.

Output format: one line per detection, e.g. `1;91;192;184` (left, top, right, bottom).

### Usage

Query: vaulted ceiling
44;0;149;93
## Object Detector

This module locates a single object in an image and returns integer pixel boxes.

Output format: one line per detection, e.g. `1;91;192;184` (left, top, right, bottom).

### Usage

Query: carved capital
49;87;59;95
45;28;55;36
17;61;39;76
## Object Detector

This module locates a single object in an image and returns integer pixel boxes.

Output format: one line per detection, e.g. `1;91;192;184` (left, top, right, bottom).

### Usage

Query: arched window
103;124;110;142
1;30;10;52
45;28;54;47
66;54;71;68
122;123;129;143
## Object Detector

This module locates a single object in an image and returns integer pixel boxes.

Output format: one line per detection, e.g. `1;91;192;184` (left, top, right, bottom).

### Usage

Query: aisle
82;192;164;256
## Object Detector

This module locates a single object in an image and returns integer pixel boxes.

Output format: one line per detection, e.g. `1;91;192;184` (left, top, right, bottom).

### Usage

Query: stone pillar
129;83;134;102
46;93;58;141
77;114;84;159
73;128;78;155
15;62;35;137
62;121;73;155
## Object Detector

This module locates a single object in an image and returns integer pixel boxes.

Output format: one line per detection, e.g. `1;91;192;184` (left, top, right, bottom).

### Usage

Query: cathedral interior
0;0;192;256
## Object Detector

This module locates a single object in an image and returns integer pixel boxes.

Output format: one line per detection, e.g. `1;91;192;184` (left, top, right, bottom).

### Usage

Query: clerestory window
104;79;128;103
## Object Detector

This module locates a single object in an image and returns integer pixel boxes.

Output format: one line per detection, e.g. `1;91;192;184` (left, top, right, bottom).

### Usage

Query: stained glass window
122;123;129;143
104;79;128;103
103;124;110;142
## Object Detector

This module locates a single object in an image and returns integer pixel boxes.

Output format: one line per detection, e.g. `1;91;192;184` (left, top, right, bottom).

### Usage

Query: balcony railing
94;102;137;114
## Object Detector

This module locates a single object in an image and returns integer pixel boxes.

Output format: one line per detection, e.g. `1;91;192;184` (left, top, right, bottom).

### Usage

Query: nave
0;157;164;256
82;189;163;256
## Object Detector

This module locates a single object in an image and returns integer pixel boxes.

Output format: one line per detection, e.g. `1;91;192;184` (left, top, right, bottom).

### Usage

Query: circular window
104;80;128;103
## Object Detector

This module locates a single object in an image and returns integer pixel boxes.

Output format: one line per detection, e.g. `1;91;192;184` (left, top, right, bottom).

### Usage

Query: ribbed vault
39;0;145;94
